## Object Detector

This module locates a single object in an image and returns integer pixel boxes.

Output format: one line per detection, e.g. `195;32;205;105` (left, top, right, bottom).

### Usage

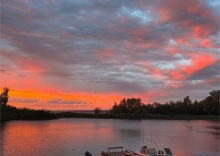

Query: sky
0;0;220;110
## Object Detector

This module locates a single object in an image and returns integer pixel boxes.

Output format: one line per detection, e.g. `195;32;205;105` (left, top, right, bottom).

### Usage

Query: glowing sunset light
0;0;219;110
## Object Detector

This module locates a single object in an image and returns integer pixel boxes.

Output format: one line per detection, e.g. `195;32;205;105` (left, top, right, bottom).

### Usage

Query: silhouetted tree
183;96;192;114
110;90;219;116
0;87;9;105
110;98;143;114
94;107;101;114
201;90;220;115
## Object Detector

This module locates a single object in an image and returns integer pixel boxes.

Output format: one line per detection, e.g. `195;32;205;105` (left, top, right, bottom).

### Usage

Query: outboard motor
141;146;148;154
158;150;165;156
85;151;92;156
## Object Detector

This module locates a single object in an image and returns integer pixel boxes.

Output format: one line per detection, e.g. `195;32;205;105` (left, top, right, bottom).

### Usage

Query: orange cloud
1;85;126;110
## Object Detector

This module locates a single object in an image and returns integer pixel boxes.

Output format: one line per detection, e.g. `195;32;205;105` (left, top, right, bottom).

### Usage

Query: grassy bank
56;112;219;120
1;104;58;121
1;105;218;121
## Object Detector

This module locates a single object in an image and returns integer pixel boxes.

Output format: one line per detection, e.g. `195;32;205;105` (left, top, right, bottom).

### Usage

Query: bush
94;107;101;114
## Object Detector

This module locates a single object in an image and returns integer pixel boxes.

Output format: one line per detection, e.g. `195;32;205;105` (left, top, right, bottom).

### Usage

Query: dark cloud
0;69;7;73
10;98;39;104
48;98;87;105
188;61;220;80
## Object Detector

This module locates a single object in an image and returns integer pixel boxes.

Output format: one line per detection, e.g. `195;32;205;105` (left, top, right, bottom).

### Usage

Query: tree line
0;87;58;121
109;90;219;115
1;104;58;121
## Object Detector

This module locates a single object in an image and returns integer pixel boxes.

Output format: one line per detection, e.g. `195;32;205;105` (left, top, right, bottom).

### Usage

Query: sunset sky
0;0;219;110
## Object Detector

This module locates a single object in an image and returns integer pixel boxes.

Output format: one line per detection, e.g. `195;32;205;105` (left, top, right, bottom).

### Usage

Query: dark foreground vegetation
58;90;219;120
56;112;219;120
110;90;219;116
1;104;58;121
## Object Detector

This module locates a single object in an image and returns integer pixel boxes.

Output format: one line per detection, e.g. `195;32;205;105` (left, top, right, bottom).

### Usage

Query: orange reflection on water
2;119;219;156
2;119;116;156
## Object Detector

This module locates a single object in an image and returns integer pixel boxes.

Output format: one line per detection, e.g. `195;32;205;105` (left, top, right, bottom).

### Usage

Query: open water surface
1;118;219;156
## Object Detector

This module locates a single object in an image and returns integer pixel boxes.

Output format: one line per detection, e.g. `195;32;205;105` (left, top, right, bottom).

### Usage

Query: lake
1;118;219;156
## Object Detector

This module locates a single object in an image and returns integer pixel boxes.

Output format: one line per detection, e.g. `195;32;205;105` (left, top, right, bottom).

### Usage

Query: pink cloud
168;53;217;80
184;53;217;74
157;0;218;39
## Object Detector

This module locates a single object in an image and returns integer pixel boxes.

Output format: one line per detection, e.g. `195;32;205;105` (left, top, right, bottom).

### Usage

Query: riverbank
56;112;219;120
1;104;218;121
0;104;58;121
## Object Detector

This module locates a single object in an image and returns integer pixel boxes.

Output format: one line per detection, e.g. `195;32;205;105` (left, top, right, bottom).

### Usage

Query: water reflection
1;119;219;156
1;122;7;156
115;128;142;150
206;125;220;137
118;128;142;139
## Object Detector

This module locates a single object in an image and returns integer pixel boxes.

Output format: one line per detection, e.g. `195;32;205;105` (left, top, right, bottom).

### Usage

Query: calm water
1;118;219;156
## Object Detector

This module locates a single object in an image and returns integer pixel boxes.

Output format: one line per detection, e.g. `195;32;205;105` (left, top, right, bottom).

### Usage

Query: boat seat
164;148;174;156
147;148;157;156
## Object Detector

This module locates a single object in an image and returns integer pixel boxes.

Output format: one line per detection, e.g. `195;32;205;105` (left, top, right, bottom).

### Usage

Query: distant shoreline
56;112;219;121
52;110;109;114
1;104;58;122
1;105;219;122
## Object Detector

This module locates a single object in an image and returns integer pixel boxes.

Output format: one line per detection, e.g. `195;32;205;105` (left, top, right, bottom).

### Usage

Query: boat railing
107;146;124;153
